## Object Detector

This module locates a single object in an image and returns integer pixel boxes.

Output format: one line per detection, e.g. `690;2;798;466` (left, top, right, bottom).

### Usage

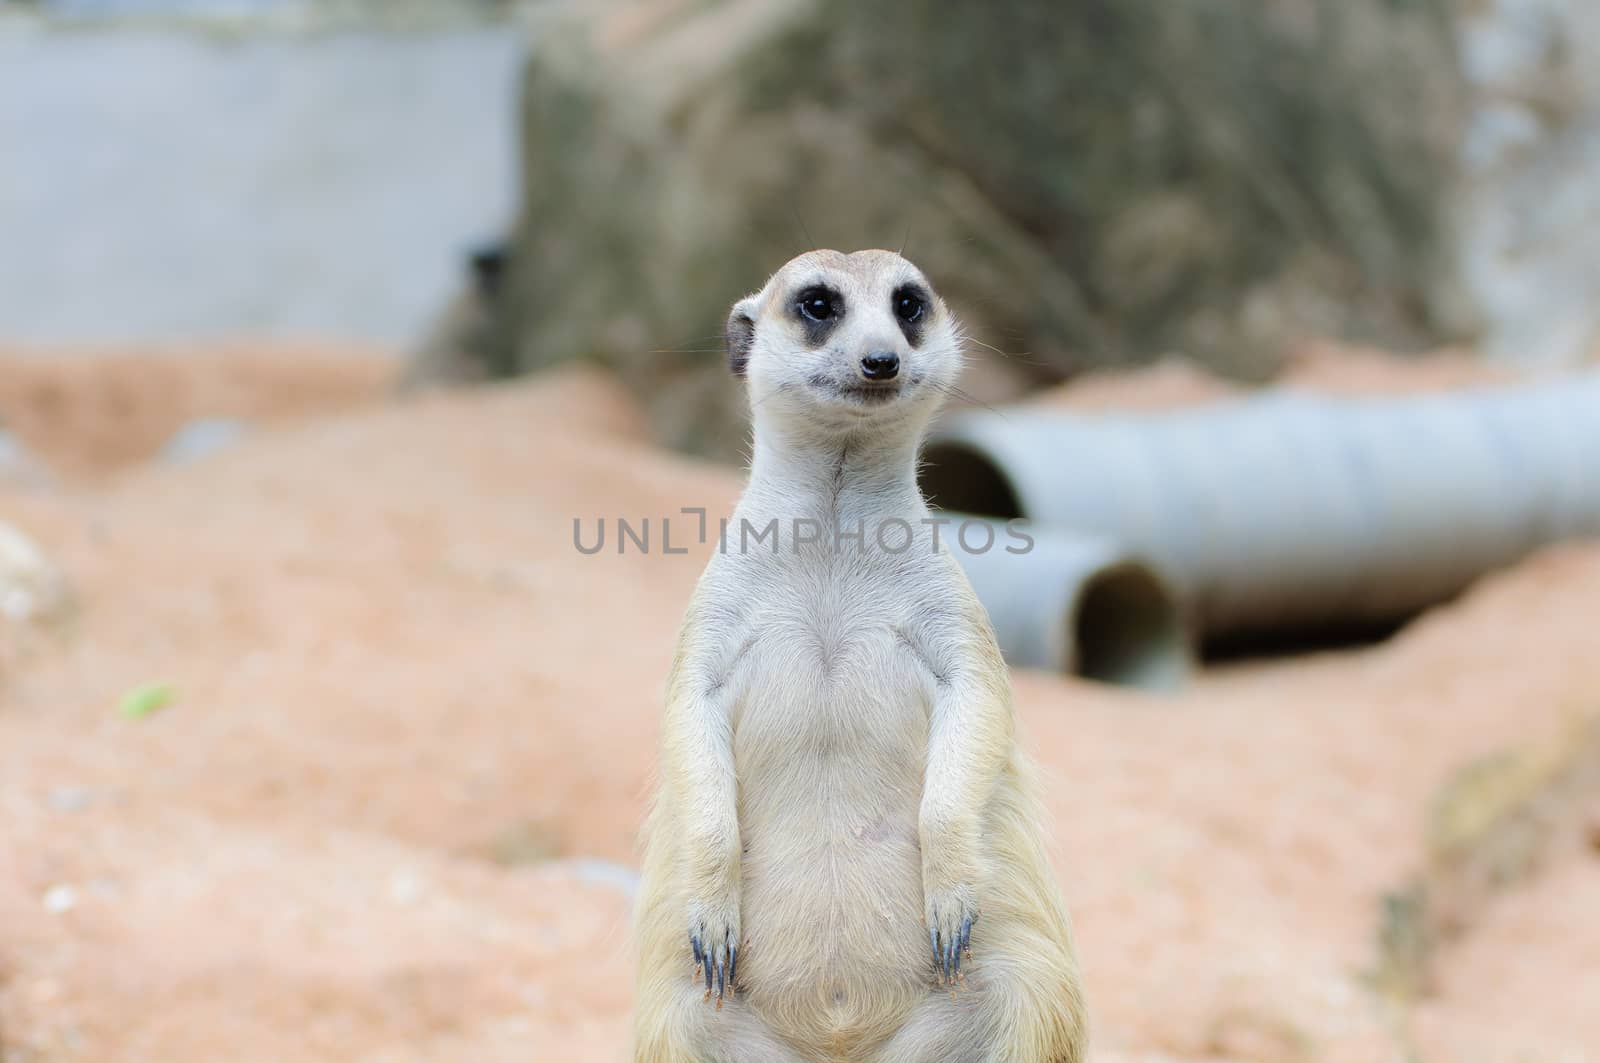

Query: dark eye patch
891;283;931;346
792;285;844;347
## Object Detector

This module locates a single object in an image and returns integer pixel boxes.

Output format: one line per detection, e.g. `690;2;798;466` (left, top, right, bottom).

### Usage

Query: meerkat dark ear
726;298;758;377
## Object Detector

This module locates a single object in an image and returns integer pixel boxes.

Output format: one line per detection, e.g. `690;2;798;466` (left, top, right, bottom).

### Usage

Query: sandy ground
0;344;394;480
0;349;1598;1062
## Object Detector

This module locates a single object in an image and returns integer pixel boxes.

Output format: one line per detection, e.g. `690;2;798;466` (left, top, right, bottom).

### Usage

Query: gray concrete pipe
922;375;1600;646
948;521;1194;690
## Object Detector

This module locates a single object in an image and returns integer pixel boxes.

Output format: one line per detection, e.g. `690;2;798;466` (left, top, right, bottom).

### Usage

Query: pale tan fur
633;250;1086;1062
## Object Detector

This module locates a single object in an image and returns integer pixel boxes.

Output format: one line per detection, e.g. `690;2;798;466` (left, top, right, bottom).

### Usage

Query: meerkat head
725;249;963;438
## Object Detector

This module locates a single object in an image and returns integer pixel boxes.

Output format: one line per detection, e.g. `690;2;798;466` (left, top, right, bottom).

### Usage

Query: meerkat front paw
925;883;977;986
921;808;981;984
688;893;741;1007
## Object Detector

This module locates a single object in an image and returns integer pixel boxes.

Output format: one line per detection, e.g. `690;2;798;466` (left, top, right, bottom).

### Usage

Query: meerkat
398;244;507;391
633;250;1087;1063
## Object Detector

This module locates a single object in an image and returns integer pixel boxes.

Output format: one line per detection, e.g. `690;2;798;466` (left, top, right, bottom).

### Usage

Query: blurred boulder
499;0;1470;457
0;425;52;489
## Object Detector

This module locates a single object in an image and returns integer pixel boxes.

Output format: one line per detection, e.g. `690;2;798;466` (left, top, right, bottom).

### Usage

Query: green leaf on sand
118;682;176;720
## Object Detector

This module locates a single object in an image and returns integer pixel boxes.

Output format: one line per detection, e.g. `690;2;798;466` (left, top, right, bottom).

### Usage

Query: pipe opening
1071;562;1190;690
921;441;1024;519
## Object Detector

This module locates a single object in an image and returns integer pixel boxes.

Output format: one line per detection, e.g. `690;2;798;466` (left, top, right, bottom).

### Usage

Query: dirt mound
1028;341;1526;413
1;355;1597;1060
0;345;396;480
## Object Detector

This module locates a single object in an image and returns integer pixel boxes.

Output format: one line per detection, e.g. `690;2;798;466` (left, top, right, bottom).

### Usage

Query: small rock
160;418;249;464
42;884;78;914
0;521;71;626
388;870;424;906
45;785;94;813
0;427;52;489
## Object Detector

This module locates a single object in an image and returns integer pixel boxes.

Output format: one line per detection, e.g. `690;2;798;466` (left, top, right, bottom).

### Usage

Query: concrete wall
0;10;520;347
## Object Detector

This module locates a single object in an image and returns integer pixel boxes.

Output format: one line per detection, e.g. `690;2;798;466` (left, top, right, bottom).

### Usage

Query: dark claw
704;951;714;992
716;954;726;1001
942;938;953;983
961;916;972;957
728;945;737;992
930;927;940;965
692;935;703;965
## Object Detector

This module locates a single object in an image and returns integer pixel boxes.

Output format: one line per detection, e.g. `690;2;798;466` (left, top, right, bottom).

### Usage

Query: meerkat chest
752;544;938;665
722;548;951;765
715;548;944;1021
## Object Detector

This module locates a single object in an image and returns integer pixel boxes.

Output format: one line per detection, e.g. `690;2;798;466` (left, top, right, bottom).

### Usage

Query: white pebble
42;884;78;914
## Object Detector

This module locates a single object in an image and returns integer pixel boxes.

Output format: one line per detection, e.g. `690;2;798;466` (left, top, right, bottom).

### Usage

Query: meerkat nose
860;351;900;381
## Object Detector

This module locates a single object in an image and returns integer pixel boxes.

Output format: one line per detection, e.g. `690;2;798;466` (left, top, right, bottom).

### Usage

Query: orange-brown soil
0;349;1595;1061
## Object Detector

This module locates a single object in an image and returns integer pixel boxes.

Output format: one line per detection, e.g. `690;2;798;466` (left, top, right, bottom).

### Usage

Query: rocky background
488;0;1472;456
457;0;1600;458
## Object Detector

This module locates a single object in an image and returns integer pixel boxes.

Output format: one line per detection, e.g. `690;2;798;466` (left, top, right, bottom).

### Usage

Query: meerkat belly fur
633;250;1086;1062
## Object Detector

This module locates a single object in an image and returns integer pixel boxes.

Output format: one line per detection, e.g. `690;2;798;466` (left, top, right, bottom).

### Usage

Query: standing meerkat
633;250;1087;1062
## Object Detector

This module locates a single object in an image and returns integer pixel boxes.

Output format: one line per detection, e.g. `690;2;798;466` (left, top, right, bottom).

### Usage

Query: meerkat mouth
837;384;900;404
805;371;908;412
808;374;902;405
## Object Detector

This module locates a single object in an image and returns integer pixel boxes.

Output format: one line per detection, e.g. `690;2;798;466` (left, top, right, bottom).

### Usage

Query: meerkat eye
893;288;926;324
797;288;839;323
